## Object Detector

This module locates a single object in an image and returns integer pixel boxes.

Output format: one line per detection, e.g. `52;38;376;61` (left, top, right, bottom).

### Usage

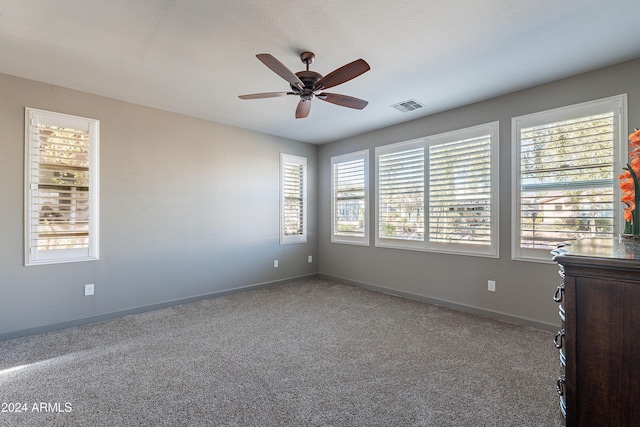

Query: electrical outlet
308;255;313;263
488;280;496;292
84;284;94;296
274;260;279;268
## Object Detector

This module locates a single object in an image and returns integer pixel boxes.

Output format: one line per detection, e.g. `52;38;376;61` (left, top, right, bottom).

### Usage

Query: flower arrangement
620;128;640;235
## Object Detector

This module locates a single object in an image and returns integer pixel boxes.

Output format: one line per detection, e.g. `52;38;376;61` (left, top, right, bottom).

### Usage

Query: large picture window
331;150;369;245
375;122;499;257
25;108;100;265
512;95;627;262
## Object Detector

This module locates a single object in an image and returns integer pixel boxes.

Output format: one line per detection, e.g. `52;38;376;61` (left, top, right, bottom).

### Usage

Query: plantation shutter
281;154;307;243
429;134;492;245
283;162;304;235
25;108;99;265
378;145;425;241
519;112;615;249
333;157;366;238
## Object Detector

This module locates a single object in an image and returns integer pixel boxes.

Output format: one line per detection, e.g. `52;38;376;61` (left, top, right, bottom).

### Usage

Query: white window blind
25;108;99;265
280;153;307;244
429;135;493;245
512;95;626;261
377;142;425;245
375;123;498;256
331;150;369;245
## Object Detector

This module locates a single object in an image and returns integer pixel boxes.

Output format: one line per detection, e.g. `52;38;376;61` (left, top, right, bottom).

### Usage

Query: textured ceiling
1;0;640;144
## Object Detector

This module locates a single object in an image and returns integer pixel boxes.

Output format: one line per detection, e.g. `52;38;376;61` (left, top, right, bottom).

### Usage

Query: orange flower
624;208;633;222
620;128;640;230
628;199;636;211
622;192;635;204
621;181;635;193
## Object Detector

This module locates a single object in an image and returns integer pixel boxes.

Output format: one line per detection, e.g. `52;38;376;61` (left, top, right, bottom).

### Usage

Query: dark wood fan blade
314;59;370;90
256;54;304;90
238;92;292;99
295;99;311;119
318;93;368;110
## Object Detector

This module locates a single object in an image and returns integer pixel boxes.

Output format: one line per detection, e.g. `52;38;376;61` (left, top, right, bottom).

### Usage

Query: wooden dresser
551;238;640;426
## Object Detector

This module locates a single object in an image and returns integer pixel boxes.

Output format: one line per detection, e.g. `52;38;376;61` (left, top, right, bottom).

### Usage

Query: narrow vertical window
428;122;498;256
376;140;425;248
331;150;369;245
25;108;99;265
280;153;307;244
512;95;627;261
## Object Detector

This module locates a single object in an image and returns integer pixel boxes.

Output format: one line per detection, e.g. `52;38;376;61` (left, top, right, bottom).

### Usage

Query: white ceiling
1;0;640;144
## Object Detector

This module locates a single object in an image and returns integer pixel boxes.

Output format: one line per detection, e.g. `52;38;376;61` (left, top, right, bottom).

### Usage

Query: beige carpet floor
0;277;562;426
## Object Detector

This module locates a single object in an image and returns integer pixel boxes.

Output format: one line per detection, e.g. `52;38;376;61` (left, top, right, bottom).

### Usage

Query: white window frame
511;94;627;263
376;138;426;250
375;122;499;257
280;153;307;244
25;108;100;265
331;150;369;245
427;122;499;257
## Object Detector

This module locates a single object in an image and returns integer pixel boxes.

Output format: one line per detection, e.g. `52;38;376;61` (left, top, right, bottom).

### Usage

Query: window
375;122;498;257
331;150;369;245
512;95;627;262
428;123;498;256
280;153;307;244
25;108;99;265
376;140;425;248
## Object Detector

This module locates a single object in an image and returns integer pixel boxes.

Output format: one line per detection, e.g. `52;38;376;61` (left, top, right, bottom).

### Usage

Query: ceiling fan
238;51;370;119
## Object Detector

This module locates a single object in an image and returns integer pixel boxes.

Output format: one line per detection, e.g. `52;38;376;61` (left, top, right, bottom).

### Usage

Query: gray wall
318;58;640;330
0;73;318;339
2;58;639;340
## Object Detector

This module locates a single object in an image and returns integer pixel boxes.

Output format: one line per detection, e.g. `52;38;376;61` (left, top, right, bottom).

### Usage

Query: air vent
391;99;425;113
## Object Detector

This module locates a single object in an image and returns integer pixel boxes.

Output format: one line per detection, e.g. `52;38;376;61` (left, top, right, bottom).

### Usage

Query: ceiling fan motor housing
291;71;322;101
292;70;322;94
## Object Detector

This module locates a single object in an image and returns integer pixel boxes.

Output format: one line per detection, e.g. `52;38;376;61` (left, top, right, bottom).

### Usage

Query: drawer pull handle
554;329;565;349
556;375;566;396
560;395;567;418
553;285;565;302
